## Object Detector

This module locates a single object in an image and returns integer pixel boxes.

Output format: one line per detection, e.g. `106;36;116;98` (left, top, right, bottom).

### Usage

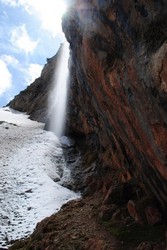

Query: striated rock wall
62;0;167;210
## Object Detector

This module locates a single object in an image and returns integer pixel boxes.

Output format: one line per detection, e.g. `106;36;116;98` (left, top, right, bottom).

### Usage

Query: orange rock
85;238;106;250
62;0;167;212
127;200;143;224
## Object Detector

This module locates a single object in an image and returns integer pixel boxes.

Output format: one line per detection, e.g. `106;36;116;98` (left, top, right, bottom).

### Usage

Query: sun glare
26;0;67;37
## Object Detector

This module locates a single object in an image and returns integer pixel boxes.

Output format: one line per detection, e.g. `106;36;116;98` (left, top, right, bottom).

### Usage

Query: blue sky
0;0;67;107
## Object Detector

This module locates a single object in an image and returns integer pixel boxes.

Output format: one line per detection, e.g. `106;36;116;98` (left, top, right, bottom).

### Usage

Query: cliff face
7;46;63;123
7;0;167;212
62;0;167;209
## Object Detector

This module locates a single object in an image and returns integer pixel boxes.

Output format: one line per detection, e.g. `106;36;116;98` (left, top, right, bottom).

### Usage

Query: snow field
0;107;79;248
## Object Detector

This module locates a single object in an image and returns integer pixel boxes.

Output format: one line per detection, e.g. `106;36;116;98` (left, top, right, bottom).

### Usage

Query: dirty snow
0;107;79;248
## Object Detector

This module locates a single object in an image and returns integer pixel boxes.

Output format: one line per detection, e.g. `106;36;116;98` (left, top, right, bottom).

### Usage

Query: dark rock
99;204;118;221
62;0;167;213
136;242;167;250
7;45;64;123
144;206;162;226
153;242;166;250
127;197;162;225
136;242;153;250
25;189;33;193
102;183;135;206
103;186;124;205
127;200;144;224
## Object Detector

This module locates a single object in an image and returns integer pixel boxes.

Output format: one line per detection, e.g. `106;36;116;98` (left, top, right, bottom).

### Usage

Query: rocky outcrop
7;45;64;123
62;0;167;211
9;195;167;250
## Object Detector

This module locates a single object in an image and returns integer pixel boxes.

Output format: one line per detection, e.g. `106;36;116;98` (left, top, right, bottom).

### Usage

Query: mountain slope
7;46;63;123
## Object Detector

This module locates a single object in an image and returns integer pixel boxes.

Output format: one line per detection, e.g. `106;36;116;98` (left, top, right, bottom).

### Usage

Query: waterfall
49;41;69;137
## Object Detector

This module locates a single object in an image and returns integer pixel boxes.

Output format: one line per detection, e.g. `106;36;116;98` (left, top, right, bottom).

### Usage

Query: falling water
49;41;69;137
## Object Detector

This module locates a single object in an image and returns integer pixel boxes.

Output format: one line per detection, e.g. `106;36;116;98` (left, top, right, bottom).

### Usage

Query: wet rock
60;136;76;148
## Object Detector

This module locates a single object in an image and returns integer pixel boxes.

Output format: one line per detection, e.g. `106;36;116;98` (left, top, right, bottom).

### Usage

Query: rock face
7;0;167;212
8;46;63;123
62;0;167;210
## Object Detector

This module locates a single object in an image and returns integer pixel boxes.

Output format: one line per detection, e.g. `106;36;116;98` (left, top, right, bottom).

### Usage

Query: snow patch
0;108;79;248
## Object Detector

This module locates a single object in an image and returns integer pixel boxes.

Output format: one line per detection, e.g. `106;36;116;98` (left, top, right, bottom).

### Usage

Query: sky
0;0;68;107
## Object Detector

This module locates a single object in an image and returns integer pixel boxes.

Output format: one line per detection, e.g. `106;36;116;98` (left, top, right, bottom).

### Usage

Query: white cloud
0;59;12;96
0;54;26;75
1;0;67;37
0;0;18;7
11;24;38;54
26;0;67;37
0;54;19;67
25;63;43;85
0;55;42;86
